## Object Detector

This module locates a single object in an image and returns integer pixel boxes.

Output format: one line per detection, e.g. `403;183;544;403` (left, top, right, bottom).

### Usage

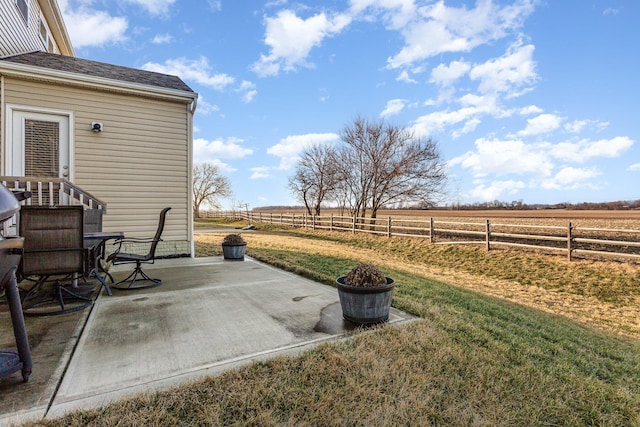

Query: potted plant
336;263;394;325
221;233;246;260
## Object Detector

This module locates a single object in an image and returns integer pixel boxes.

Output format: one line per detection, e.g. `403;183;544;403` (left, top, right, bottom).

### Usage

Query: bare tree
193;163;232;218
337;117;447;219
288;143;340;215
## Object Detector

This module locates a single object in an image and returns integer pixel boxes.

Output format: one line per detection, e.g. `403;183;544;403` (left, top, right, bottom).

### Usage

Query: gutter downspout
188;96;197;257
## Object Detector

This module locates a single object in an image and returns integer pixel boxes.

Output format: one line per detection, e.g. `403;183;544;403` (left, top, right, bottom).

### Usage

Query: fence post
387;216;392;238
280;213;283;224
567;221;573;261
330;214;333;231
312;214;316;230
486;219;491;251
430;218;434;243
352;215;356;234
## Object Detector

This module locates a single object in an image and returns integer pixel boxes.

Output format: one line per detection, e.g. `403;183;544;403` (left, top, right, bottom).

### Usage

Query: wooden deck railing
0;176;107;212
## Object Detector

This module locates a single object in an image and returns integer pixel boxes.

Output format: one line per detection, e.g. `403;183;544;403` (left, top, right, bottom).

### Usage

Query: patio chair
107;207;171;290
18;206;92;316
83;208;115;295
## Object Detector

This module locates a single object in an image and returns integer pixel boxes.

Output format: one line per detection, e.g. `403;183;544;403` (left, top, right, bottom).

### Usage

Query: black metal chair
107;207;171;290
18;206;92;316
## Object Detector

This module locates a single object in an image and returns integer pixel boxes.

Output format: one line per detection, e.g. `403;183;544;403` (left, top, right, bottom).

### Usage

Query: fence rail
205;211;640;262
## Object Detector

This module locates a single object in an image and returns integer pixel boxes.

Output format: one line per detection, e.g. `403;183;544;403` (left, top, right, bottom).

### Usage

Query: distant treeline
439;199;640;211
255;199;640;212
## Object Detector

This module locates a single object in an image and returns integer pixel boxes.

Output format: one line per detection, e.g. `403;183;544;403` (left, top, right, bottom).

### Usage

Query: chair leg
21;277;93;316
111;262;162;290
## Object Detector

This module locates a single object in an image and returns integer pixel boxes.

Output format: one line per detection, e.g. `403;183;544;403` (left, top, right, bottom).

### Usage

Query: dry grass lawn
195;228;640;339
22;221;639;426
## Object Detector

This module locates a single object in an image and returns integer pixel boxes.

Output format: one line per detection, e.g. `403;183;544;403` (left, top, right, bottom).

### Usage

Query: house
0;0;198;257
0;0;74;57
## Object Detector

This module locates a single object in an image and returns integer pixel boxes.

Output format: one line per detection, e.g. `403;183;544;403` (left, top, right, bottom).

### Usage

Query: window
39;18;47;41
39;16;55;52
39;15;56;53
16;0;29;24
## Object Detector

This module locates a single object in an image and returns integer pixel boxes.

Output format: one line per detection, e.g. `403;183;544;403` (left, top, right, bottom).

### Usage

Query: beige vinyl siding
3;77;192;255
0;0;57;56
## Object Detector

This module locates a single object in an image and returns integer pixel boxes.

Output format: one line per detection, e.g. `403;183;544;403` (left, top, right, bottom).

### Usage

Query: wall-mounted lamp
91;122;103;132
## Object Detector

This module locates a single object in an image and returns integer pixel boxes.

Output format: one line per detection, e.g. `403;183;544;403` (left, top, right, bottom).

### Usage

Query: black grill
0;185;32;382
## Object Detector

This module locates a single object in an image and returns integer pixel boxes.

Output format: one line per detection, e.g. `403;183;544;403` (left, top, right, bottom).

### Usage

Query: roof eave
0;61;198;102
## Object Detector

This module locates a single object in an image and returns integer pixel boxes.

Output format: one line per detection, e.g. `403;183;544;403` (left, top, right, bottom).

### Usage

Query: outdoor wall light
91;122;103;132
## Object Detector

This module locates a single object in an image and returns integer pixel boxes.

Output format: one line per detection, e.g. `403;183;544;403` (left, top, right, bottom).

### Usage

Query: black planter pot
336;276;394;325
222;243;246;260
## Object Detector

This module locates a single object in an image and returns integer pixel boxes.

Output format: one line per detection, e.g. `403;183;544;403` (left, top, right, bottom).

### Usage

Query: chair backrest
147;207;171;258
83;209;103;233
19;206;84;276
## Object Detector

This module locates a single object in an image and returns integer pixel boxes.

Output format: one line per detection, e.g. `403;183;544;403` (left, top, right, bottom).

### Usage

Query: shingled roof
0;51;194;93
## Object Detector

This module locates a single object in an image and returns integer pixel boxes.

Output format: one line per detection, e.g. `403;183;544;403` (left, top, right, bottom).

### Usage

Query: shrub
344;263;387;287
222;233;246;245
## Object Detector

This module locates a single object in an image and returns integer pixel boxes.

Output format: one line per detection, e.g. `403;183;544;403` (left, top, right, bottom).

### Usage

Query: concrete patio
0;255;413;425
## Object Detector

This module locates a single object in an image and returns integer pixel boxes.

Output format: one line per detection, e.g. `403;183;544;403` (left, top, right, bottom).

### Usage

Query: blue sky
58;0;639;209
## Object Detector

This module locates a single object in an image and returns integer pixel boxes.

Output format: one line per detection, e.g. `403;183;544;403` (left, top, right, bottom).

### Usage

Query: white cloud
58;1;128;48
194;137;253;161
208;0;222;12
380;99;407;117
430;59;471;86
385;0;535;69
519;105;543;115
350;0;416;28
451;118;481;139
151;33;173;44
197;158;236;174
469;40;537;97
251;166;272;179
564;119;588;133
564;119;609;134
629;163;640;171
449;137;553;178
267;133;340;169
238;80;257;103
253;10;352;76
517;113;562;137
124;0;176;16
469;180;526;201
194;95;220;115
141;57;235;90
540;167;601;190
549;136;634;163
411;94;500;137
396;70;418;83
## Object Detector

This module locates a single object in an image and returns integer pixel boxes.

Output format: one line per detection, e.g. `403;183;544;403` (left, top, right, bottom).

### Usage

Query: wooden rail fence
205;211;640;262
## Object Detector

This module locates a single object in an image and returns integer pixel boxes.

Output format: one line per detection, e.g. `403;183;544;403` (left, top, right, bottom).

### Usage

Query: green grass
27;226;640;426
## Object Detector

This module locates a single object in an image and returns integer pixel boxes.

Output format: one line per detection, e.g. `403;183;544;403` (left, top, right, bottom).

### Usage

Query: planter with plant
221;233;247;260
336;263;394;325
